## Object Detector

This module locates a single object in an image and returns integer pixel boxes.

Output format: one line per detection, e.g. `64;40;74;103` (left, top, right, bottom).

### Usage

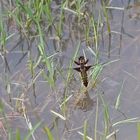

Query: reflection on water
69;90;95;112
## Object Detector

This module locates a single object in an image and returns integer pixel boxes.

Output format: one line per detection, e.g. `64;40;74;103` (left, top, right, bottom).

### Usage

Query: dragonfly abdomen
81;70;88;87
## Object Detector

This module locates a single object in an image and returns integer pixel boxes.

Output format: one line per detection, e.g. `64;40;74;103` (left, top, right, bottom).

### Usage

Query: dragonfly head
79;56;86;64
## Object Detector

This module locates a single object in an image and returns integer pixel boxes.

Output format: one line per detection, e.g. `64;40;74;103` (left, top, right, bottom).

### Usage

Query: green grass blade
43;126;54;140
115;80;125;110
16;129;21;140
137;122;140;140
90;63;103;81
83;120;88;140
113;118;140;127
24;121;41;140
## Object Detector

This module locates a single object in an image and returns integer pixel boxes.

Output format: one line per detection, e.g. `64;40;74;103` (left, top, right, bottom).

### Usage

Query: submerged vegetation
0;0;140;140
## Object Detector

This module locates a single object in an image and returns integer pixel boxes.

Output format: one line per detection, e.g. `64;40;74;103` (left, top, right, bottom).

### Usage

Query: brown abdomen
81;71;88;87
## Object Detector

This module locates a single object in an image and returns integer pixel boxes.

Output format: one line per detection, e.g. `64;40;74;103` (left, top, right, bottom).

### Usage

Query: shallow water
0;0;140;140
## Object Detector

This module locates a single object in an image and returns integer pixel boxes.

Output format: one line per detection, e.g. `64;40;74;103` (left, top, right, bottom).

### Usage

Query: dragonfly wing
85;65;92;71
73;67;81;72
74;61;80;65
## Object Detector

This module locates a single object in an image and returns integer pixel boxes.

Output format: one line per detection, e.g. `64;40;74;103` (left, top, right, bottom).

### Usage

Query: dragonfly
37;55;106;89
73;56;92;87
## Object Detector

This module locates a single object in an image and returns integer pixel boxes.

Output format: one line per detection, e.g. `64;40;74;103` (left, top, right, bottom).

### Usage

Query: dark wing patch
74;61;80;65
73;67;81;72
85;65;92;71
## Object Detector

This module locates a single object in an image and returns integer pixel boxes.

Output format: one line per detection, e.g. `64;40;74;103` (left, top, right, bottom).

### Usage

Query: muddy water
0;0;140;140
